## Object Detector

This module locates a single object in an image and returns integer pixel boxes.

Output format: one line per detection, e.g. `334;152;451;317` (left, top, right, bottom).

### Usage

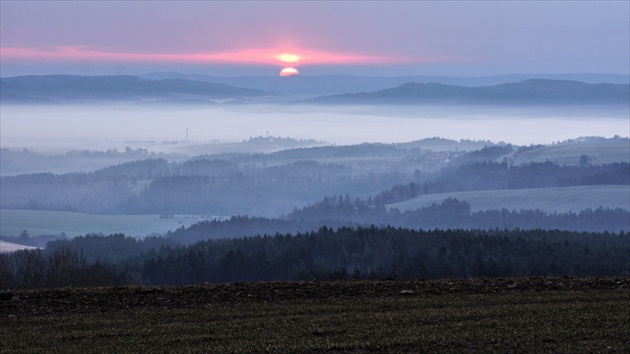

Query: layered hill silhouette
309;79;630;106
141;72;630;97
1;75;628;106
0;75;271;104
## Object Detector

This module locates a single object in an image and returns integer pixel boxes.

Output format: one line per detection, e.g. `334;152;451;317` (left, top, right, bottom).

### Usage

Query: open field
1;278;629;352
388;185;630;213
510;138;630;165
0;209;209;238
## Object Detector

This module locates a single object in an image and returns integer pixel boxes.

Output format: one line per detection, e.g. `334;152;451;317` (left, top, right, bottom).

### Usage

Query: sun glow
278;53;300;63
0;46;436;66
279;67;299;76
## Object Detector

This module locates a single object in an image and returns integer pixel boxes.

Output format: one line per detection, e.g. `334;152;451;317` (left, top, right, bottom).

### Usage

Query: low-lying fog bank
1;104;628;154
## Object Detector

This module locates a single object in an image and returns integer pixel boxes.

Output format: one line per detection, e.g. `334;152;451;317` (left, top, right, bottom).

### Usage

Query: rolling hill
141;72;630;97
387;185;630;214
3;75;629;105
310;79;630;106
0;75;272;104
508;137;630;165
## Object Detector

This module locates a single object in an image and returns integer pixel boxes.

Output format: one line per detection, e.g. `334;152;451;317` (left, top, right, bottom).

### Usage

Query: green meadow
0;209;208;238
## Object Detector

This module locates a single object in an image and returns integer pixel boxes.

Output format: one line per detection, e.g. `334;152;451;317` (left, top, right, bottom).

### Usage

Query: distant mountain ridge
141;72;630;97
2;74;628;106
0;75;272;104
309;79;630;106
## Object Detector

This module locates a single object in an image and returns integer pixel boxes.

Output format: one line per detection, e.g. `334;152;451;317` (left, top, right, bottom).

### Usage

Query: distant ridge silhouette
309;79;630;106
1;75;628;106
0;75;272;104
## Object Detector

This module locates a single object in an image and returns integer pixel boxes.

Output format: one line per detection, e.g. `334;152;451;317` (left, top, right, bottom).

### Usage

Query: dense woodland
1;227;628;290
160;201;629;246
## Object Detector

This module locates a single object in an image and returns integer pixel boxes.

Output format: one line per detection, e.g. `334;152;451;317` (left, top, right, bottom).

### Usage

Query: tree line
373;161;629;204
3;160;626;217
285;197;629;234
2;227;628;290
156;197;629;246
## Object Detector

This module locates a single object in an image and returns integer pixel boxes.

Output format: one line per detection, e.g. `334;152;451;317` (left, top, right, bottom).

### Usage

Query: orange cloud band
1;46;442;66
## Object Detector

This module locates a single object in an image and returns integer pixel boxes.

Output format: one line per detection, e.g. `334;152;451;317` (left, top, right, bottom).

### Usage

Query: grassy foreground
1;278;629;353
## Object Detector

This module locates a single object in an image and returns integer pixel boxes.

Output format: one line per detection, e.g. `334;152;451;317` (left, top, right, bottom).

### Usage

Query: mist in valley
1;66;629;267
2;97;629;243
2;103;628;155
4;5;630;351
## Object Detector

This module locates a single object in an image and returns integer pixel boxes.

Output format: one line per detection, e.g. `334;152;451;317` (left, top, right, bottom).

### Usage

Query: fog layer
1;104;627;153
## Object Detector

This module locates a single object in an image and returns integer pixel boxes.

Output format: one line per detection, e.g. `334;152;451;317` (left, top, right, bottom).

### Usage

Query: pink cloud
0;46;444;67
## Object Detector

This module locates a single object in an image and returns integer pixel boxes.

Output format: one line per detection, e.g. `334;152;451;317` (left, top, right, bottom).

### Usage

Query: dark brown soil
2;277;628;317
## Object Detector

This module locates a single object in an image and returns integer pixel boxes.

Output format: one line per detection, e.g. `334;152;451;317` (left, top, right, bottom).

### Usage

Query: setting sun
279;67;299;76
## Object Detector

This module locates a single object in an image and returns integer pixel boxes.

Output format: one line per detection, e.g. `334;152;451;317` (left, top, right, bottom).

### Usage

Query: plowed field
2;278;629;352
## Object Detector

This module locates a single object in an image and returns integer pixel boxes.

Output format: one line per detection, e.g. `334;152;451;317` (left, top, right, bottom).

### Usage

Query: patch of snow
0;240;40;253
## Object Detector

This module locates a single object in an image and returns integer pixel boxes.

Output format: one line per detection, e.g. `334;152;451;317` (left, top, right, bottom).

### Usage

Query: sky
1;1;629;77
